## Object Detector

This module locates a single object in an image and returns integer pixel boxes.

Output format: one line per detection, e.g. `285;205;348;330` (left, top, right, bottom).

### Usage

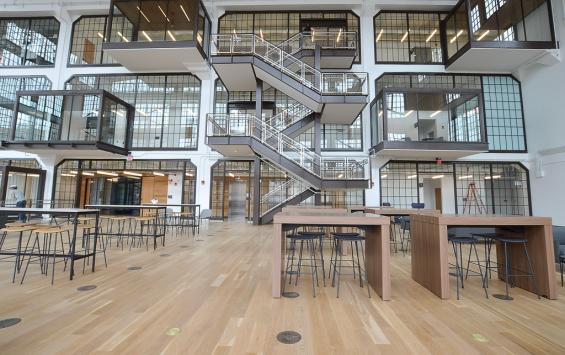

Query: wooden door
141;177;155;216
435;188;442;213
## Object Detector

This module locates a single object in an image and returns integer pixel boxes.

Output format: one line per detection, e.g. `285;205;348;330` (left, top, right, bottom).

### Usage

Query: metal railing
266;103;314;131
207;113;368;180
0;199;76;209
210;34;368;95
260;177;313;216
276;31;357;55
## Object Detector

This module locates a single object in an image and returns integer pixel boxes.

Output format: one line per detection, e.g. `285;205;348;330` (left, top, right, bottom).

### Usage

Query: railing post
300;147;304;167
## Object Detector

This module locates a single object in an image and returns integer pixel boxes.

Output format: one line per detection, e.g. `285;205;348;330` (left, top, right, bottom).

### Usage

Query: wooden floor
1;221;565;354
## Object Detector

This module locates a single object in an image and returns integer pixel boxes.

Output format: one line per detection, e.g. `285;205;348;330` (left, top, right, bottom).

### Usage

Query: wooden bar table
142;203;201;235
364;208;441;216
348;206;395;213
284;206;334;209
410;213;557;300
273;211;391;300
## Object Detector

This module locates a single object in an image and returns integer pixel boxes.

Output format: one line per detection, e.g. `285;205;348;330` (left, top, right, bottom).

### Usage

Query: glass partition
197;1;211;55
371;90;483;146
12;91;131;149
0;18;60;67
446;1;470;59
109;0;198;43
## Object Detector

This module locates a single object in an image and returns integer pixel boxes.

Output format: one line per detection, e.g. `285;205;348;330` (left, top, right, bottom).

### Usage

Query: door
435;188;443;213
228;180;247;222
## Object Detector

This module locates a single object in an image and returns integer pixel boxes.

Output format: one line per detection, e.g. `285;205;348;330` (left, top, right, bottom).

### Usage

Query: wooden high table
410;214;557;300
142;203;201;235
272;211;391;300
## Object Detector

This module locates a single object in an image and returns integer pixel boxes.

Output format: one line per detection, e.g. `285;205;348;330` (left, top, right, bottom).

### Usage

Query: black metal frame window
381;160;532;215
53;159;196;208
0;159;41;169
373;72;526;152
0;17;60;67
299;190;365;207
69;16;118;66
0;76;51;141
380;162;419;209
374;12;446;64
218;11;361;64
444;1;471;60
65;73;201;150
482;75;525;151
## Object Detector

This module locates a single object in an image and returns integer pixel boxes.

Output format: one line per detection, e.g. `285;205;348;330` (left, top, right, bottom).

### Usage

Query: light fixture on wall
142;31;152;42
137;6;150;22
401;31;408;42
458;175;473;179
124;171;142;177
97;171;118;176
432;175;444;179
83;172;94;176
407;175;417;179
168;30;176;41
430;110;441;117
381;174;387;178
180;5;191;22
229;173;235;177
450;29;463;43
404;110;414;117
153;172;165;176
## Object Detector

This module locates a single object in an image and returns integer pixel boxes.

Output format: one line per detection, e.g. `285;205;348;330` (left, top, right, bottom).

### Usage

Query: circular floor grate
492;294;514;301
276;331;301;344
0;318;21;329
77;285;97;291
282;292;299;298
160;254;171;257
180;246;190;248
128;267;142;270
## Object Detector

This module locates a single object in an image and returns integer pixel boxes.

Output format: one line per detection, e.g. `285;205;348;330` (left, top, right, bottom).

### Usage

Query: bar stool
179;212;195;235
108;217;127;250
297;230;326;287
399;217;411;256
0;226;35;282
389;217;402;253
283;233;320;297
330;233;370;298
132;216;155;251
560;256;565;287
471;233;503;280
485;235;540;299
76;225;106;271
21;227;73;284
448;235;488;300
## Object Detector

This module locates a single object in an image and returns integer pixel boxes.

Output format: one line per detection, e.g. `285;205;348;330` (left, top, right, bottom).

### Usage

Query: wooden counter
282;207;347;213
410;214;557;300
364;208;441;216
347;206;394;213
273;212;391;300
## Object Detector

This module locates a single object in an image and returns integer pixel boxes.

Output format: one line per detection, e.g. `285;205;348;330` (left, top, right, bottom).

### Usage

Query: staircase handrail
206;113;368;180
210;33;368;96
276;31;357;55
266;103;314;131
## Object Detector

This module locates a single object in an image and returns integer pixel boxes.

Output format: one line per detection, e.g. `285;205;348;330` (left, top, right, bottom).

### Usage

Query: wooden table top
411;213;552;225
347;206;394;212
274;212;390;225
85;205;166;210
281;207;347;213
284;206;334;209
0;207;99;213
364;208;441;216
142;204;200;207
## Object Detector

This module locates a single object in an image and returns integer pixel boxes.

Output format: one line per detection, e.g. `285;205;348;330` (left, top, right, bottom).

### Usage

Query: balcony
102;0;211;79
444;0;558;72
1;90;133;157
370;89;489;159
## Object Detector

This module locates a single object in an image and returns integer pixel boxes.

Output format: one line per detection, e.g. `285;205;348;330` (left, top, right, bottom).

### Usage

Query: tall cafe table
0;207;100;280
410;213;558;300
364;208;441;216
142;203;201;235
273;211;391;300
85;205;167;250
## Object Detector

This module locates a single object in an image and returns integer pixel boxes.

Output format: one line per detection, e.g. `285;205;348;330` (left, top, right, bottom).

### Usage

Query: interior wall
167;173;183;211
441;175;455;214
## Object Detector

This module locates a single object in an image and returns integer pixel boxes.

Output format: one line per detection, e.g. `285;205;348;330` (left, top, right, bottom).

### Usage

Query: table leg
92;211;98;272
12;232;23;283
69;213;78;280
365;225;391;300
410;217;450;299
273;223;282;298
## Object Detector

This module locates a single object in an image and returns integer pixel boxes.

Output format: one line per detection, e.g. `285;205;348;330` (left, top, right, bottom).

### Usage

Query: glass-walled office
372;73;526;152
107;0;211;56
380;161;531;215
53;159;196;213
444;0;555;60
0;159;45;208
0;17;60;67
69;16;118;66
66;74;201;149
218;11;361;63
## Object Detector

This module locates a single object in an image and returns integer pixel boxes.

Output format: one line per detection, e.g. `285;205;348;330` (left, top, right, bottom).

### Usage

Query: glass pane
374;13;409;62
0;19;30;66
386;93;418;141
168;0;196;41
407;13;442;63
101;97;128;147
523;0;552;41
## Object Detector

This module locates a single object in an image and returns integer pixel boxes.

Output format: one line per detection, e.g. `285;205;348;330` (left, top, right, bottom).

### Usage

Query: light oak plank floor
0;221;564;354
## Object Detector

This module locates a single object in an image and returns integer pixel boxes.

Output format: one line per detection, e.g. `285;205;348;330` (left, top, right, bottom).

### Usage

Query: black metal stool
330;233;370;298
471;233;504;280
485;235;540;299
328;232;359;278
448;235;488;300
283;234;320;297
390;217;402;253
560;256;565;287
297;231;326;287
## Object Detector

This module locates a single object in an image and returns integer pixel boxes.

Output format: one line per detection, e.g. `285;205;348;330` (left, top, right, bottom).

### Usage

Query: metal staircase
258;160;316;224
206;113;369;190
276;30;357;56
267;103;314;137
210;33;368;125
